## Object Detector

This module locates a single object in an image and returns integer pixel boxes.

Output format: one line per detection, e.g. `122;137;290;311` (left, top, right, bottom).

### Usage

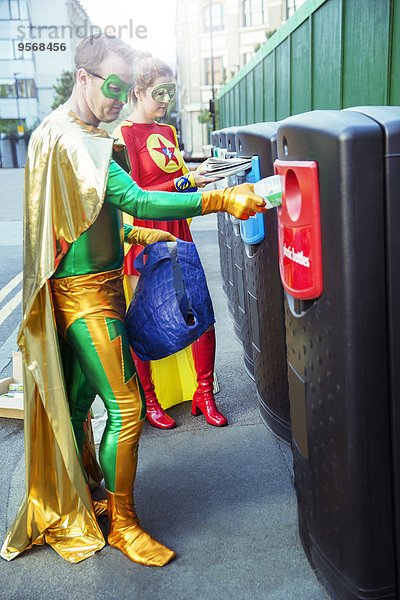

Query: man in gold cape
1;34;265;566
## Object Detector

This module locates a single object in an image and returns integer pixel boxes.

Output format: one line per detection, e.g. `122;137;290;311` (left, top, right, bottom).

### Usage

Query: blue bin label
240;156;264;244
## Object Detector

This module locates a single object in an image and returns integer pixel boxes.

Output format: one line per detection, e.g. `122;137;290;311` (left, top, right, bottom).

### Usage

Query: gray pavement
0;168;24;379
0;170;328;600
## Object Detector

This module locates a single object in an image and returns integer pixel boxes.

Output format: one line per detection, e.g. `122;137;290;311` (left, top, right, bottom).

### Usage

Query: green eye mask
100;73;133;102
79;68;133;102
151;82;176;103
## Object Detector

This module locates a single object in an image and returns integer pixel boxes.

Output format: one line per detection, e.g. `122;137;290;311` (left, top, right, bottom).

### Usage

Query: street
0;167;327;600
0;169;23;380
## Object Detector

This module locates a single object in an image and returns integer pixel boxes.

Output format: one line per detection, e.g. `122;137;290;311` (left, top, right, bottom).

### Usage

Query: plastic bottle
254;174;282;209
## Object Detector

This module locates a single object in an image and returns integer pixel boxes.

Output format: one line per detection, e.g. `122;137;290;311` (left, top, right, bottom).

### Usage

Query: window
203;2;224;32
0;1;8;18
0;38;32;59
0;78;35;98
0;0;28;20
0;79;16;98
17;78;35;97
0;39;13;59
204;57;224;86
241;52;253;67
10;0;20;18
0;118;27;134
13;38;31;59
19;0;28;19
242;0;268;27
286;0;298;18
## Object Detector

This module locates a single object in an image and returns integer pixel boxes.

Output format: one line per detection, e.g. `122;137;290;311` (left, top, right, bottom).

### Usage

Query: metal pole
14;73;22;130
209;0;216;131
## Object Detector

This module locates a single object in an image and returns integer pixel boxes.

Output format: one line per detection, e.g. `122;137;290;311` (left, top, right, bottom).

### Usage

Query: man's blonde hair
73;34;141;81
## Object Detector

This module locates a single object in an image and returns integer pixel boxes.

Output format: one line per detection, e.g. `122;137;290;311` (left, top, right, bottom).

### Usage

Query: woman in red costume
114;58;227;430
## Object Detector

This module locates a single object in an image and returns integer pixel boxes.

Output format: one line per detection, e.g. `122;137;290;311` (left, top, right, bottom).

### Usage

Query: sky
80;0;178;66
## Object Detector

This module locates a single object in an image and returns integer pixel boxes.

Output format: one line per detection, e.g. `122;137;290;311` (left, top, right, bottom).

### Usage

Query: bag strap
176;238;200;268
133;241;171;274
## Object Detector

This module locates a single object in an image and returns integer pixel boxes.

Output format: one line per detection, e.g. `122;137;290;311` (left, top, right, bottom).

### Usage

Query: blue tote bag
125;240;215;361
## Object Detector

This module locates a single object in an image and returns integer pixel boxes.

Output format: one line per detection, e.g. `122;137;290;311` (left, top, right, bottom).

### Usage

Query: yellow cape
1;105;114;563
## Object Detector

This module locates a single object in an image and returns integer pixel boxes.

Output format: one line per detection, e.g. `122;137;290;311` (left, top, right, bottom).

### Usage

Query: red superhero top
119;120;194;275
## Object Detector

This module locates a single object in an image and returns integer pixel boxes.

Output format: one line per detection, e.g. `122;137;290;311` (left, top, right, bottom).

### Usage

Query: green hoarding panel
234;84;240;125
239;79;247;124
390;0;400;104
263;52;275;122
223;93;227;127
217;0;398;130
219;98;225;129
246;71;255;124
342;0;390;107
312;0;342;109
228;90;233;126
254;62;264;122
290;18;311;115
276;38;290;121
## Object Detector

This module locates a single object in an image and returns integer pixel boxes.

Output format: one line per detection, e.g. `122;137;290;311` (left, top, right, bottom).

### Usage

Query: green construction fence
218;0;400;128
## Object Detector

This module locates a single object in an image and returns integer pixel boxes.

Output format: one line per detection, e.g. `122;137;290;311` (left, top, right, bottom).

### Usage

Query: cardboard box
0;351;24;419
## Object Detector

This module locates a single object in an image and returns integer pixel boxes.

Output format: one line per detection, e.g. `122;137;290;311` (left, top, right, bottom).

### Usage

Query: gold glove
201;183;266;219
127;226;177;246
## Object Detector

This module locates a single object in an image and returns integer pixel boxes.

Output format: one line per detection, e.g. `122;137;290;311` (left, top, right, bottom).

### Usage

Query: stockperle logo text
283;244;310;268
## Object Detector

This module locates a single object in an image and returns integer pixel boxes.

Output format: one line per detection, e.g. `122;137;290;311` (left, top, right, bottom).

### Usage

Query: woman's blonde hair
130;57;174;104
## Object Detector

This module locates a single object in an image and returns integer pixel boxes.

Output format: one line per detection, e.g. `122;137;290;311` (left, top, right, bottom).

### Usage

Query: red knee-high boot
191;327;228;426
133;355;176;429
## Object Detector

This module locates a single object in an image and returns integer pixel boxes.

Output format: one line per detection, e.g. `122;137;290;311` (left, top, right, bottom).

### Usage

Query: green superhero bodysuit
1;104;264;567
51;159;203;500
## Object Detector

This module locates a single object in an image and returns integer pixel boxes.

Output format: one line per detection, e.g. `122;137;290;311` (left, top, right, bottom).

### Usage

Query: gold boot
106;490;176;566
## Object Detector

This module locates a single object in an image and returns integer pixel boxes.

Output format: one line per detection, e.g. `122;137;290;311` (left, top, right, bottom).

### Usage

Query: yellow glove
126;226;177;246
201;183;266;219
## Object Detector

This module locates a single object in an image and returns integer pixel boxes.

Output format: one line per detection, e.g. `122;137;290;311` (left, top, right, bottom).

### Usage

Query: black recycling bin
225;129;238;163
214;128;234;311
275;108;399;600
229;207;254;378
225;128;253;369
210;129;220;157
348;105;400;594
211;128;229;303
228;207;254;378
215;128;255;380
216;127;239;319
236;123;291;442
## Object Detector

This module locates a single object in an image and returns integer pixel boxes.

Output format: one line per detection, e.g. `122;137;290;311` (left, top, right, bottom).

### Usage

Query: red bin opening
274;160;323;300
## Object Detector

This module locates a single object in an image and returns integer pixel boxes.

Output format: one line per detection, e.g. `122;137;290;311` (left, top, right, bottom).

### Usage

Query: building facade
175;0;306;157
0;0;91;134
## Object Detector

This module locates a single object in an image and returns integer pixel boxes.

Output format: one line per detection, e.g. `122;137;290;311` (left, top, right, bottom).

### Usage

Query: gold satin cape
1;105;114;563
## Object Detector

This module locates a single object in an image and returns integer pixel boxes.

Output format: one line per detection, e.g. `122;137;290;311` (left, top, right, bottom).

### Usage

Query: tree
198;101;220;140
51;70;74;110
198;107;213;126
254;29;277;53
